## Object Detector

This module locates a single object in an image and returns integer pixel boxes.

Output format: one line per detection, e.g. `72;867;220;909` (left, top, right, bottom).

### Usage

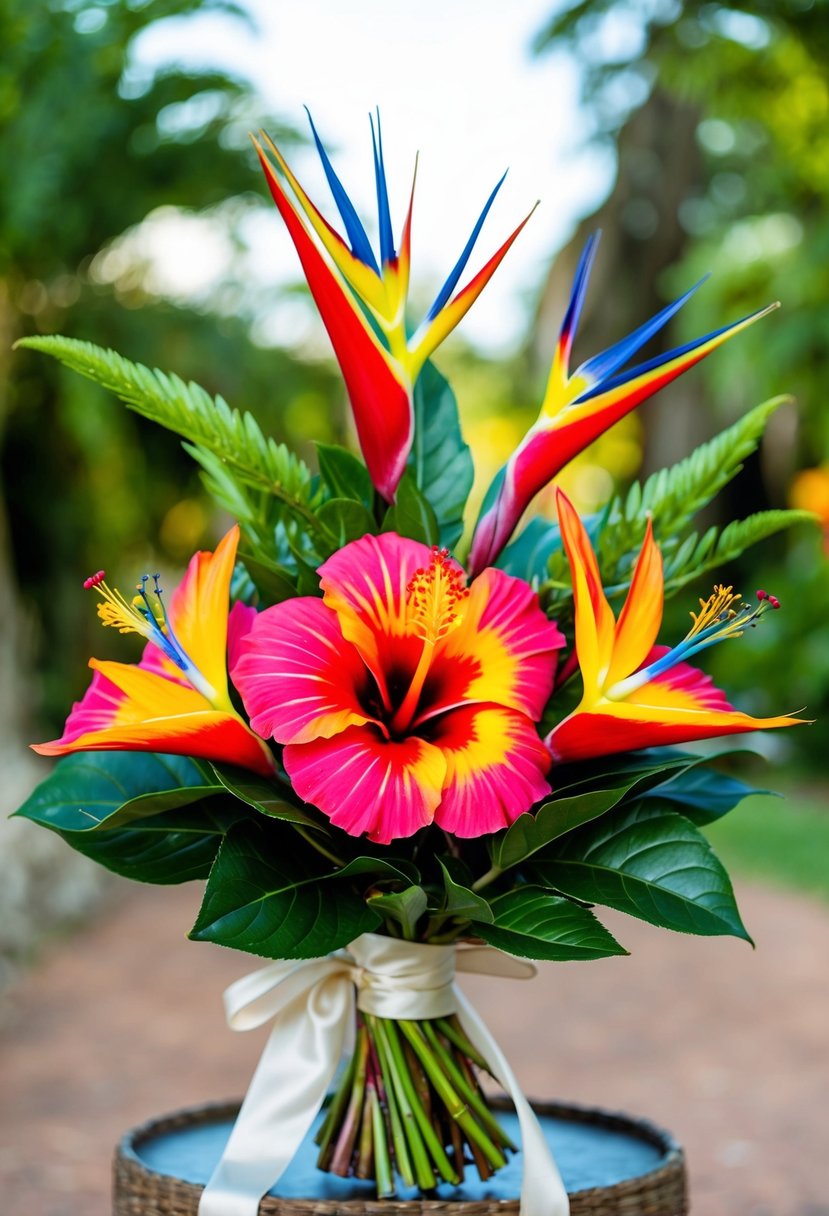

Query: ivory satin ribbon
198;933;569;1216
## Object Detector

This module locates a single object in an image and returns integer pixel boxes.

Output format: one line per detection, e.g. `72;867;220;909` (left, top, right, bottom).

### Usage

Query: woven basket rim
115;1094;685;1211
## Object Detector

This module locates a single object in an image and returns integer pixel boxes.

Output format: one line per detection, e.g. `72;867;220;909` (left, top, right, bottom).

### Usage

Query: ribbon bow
198;933;569;1216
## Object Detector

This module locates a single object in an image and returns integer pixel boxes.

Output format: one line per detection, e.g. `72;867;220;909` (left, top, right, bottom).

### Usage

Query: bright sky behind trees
132;0;611;351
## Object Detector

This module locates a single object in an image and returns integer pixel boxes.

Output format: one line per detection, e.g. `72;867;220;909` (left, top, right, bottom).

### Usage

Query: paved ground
1;877;827;1216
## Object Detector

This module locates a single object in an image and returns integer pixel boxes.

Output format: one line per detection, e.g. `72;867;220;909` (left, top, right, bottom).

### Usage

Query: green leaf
551;748;696;797
661;509;816;595
541;399;814;611
409;361;474;549
493;787;638;871
338;856;422;885
190;823;381;959
211;765;323;829
438;860;494;923
642;765;767;825
317;498;377;549
473;887;626;961
15;336;320;528
367;886;429;940
492;750;697;870
57;804;244;885
530;802;751;941
317;442;373;507
16;752;218;833
382;472;440;544
625;397;788;537
238;551;299;604
14;752;243;884
497;517;563;582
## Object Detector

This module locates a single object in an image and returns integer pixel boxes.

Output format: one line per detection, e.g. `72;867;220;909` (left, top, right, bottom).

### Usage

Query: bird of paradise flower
468;234;778;575
546;489;806;763
254;109;534;503
33;526;275;777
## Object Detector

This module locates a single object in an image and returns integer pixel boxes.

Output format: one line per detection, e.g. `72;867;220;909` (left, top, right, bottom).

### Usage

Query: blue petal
575;276;709;387
574;308;757;403
558;232;600;354
425;170;508;321
370;110;396;266
304;106;379;273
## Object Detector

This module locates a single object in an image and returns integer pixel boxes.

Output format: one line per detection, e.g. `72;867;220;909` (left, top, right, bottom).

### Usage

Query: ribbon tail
453;986;570;1216
198;980;353;1216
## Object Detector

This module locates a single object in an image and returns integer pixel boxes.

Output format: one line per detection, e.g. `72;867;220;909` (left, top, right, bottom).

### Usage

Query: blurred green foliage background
3;0;827;774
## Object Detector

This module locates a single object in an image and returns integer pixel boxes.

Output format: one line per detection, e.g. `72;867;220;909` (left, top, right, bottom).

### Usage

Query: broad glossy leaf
212;764;322;828
317;442;373;507
367;886;429;939
530;802;751;941
642;764;767;825
409;361;473;549
16;752;218;833
238;551;298;605
492;751;698;870
317;498;377;548
551;748;696;797
497;517;563;582
438;860;494;924
473;887;626;961
189;823;381;959
338;856;421;885
55;804;244;884
382;472;440;545
493;786;633;871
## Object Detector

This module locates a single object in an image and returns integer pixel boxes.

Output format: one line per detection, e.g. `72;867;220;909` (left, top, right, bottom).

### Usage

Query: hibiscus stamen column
390;547;469;735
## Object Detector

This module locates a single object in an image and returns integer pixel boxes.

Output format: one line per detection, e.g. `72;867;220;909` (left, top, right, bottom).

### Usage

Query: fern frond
16;335;320;527
660;510;816;595
600;396;791;570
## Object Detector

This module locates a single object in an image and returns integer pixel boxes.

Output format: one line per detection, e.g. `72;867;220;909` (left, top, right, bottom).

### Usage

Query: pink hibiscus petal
227;600;258;674
231;597;376;745
318;531;434;706
436;566;565;722
284;723;446;844
429;704;551;837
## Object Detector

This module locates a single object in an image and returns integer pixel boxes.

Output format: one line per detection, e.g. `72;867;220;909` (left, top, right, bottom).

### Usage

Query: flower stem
398;1019;507;1169
293;824;347;868
369;1017;416;1188
315;1011;514;1194
371;1084;395;1198
328;1025;369;1176
422;1021;514;1149
383;1019;459;1183
371;1015;436;1190
315;1048;357;1162
471;864;503;892
435;1015;490;1071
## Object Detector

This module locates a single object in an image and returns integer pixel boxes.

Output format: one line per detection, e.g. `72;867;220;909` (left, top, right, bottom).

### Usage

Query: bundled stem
314;1012;515;1195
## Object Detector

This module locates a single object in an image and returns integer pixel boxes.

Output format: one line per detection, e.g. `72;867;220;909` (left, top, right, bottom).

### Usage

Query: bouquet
15;113;808;1213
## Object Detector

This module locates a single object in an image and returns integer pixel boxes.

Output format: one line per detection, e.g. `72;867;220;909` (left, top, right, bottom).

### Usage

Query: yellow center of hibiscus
389;548;470;735
405;547;469;644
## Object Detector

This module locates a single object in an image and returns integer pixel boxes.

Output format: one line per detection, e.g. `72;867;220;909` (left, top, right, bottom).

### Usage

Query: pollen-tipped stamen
389;548;469;734
606;583;781;701
85;568;218;703
406;547;469;646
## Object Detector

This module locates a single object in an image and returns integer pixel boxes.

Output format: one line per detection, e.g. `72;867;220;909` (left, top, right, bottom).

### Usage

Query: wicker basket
113;1097;687;1215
